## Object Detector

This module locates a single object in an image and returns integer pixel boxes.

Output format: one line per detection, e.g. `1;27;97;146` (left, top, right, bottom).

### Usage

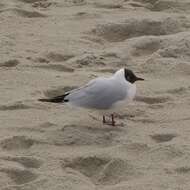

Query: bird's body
39;68;144;126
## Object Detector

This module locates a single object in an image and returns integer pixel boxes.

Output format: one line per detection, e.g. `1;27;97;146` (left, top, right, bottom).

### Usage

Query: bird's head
124;68;144;83
114;68;144;83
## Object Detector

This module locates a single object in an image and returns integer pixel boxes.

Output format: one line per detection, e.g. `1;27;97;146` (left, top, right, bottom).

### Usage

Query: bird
38;68;144;126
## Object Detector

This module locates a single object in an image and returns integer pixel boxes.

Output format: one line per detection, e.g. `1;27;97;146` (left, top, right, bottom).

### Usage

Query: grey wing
67;78;127;109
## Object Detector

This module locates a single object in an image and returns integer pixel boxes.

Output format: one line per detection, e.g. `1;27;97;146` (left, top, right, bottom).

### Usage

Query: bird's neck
127;83;137;100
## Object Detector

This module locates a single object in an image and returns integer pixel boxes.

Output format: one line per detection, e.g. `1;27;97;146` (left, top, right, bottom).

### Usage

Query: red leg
102;115;106;124
111;114;115;126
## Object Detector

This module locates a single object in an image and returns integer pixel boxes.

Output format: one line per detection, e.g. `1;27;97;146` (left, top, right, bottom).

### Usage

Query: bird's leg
111;114;115;126
102;115;106;124
103;114;116;126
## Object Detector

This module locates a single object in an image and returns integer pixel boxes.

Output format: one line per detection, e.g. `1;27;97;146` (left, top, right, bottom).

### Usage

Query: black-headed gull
39;68;144;126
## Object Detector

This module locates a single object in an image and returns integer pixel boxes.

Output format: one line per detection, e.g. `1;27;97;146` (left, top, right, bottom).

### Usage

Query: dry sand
0;0;190;189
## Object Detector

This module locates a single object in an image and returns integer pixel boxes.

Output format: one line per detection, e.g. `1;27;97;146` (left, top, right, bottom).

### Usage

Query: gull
39;68;144;126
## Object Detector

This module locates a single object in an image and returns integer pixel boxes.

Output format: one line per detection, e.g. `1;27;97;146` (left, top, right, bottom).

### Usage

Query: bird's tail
38;93;69;103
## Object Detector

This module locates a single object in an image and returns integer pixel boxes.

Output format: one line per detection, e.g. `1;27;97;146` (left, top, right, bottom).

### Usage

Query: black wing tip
38;93;69;103
38;98;52;102
38;97;64;103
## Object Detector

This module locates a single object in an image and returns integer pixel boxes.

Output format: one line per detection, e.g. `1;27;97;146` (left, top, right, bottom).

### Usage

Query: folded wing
67;77;127;109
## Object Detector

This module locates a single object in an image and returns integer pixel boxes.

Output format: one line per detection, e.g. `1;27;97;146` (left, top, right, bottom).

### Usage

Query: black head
124;69;144;83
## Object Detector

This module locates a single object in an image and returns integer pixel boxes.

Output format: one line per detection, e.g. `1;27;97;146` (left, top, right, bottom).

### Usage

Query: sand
0;0;190;189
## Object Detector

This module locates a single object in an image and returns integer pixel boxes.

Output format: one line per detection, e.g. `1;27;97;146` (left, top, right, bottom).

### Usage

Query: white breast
127;83;137;101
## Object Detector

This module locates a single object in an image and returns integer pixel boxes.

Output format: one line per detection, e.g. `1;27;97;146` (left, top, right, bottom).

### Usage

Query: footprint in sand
94;2;122;9
0;59;20;67
131;37;161;57
68;53;106;67
165;165;190;175
174;166;190;174
117;143;150;155
0;3;5;9
33;52;75;72
62;155;140;185
45;52;75;62
0;102;31;111
0;167;38;185
90;16;188;42
74;12;101;20
33;53;74;64
45;124;121;146
151;133;177;143
0;155;42;186
33;57;50;63
149;145;184;162
0;136;36;150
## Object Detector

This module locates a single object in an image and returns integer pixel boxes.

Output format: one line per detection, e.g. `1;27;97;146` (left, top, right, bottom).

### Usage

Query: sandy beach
0;0;190;189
